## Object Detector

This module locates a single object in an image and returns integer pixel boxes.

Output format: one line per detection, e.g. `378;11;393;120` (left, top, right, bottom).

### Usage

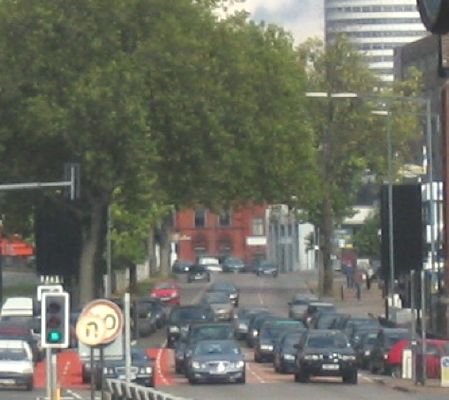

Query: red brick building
173;205;268;263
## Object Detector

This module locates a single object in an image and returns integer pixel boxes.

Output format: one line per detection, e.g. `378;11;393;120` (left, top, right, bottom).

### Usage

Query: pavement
304;269;449;394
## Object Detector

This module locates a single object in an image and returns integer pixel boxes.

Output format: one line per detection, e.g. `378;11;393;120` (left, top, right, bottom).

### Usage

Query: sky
224;0;324;44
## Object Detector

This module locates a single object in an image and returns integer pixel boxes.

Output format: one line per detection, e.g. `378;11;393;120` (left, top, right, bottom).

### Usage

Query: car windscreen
210;283;234;292
170;308;210;323
284;333;304;349
191;326;233;340
261;322;303;339
363;333;378;346
194;342;240;356
155;282;176;290
0;348;28;361
202;292;229;304
259;261;275;269
307;333;348;349
189;266;206;273
385;334;408;347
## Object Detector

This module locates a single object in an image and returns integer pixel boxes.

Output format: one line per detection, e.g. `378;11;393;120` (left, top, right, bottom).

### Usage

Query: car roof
309;302;335;307
380;328;409;334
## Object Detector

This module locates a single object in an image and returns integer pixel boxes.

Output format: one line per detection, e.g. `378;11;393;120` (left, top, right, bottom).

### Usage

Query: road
0;271;448;399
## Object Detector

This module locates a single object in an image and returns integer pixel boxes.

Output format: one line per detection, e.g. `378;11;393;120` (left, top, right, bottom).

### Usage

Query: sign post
441;356;449;386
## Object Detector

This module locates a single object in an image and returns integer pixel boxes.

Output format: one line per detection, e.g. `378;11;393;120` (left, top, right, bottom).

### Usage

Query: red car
387;339;449;378
150;281;180;305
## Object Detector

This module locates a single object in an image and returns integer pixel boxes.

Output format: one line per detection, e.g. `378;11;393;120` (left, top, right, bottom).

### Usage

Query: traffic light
41;292;70;349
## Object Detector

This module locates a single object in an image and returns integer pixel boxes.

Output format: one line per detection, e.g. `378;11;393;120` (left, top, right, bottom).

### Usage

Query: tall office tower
325;0;427;82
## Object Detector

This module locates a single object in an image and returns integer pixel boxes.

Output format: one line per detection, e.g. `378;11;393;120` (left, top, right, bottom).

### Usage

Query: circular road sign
78;299;124;345
76;316;106;347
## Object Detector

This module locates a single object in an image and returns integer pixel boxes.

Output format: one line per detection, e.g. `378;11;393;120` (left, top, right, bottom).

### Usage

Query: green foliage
353;212;380;258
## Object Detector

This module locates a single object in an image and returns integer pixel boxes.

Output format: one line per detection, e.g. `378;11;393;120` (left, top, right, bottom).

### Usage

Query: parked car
293;329;358;384
368;328;409;375
174;322;234;374
254;260;278;277
150;281;180;305
166;305;215;348
0;321;42;363
222;257;245;273
207;282;239;307
384;338;449;379
233;306;268;340
185;340;246;384
254;319;306;363
172;259;194;274
198;256;222;272
246;313;278;348
0;339;34;391
187;265;211;283
200;292;234;321
273;330;307;374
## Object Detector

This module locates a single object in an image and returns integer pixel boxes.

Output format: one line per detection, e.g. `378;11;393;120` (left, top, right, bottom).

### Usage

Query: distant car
273;330;307;373
288;295;319;320
136;298;167;329
246;313;278;348
102;347;155;388
255;260;278;277
0;339;34;391
0;320;42;363
207;282;239;307
166;306;215;348
198;256;222;272
172;259;194;274
222;257;245;273
187;265;211;283
254;319;306;363
233;306;268;340
304;302;336;326
185;339;246;384
293;329;358;384
353;328;382;369
368;328;409;375
200;292;234;321
174;322;234;374
150;281;180;305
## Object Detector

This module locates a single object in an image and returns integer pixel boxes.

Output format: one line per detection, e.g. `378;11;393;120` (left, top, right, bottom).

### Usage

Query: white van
0;339;34;390
1;297;33;317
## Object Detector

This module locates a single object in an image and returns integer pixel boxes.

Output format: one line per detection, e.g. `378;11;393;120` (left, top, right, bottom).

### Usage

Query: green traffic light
48;331;62;343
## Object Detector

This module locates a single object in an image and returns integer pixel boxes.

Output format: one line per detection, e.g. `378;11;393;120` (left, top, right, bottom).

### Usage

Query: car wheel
25;380;33;391
175;362;183;374
343;370;358;384
369;360;379;374
235;333;243;340
254;352;262;363
238;370;246;384
188;376;198;385
294;369;308;383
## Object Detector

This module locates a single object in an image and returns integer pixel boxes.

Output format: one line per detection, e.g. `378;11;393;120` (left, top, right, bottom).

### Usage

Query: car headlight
230;293;238;298
303;354;321;360
251;330;258;337
103;367;114;374
283;354;295;361
230;361;245;369
170;292;177;298
169;326;180;333
341;355;356;361
260;344;274;351
383;354;388;360
192;361;201;369
150;293;157;297
22;367;34;374
139;367;152;374
364;350;371;356
238;323;248;329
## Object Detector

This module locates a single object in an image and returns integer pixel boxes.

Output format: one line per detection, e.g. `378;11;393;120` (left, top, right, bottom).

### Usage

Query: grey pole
106;205;112;298
124;293;132;383
426;98;436;275
420;269;427;385
410;270;417;383
386;109;395;310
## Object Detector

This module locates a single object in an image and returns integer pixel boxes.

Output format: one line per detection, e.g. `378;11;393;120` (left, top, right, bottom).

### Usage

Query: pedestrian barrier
105;378;191;400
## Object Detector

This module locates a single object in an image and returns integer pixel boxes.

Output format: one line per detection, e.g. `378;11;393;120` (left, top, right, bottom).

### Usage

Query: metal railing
105;379;191;400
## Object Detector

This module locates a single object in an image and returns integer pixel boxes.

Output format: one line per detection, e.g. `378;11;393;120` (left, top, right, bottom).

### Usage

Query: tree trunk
159;217;172;276
79;201;104;305
129;263;137;295
147;227;158;277
321;195;334;297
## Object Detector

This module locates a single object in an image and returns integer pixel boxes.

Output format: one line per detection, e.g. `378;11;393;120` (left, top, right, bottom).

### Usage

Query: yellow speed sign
77;299;124;346
76;316;106;346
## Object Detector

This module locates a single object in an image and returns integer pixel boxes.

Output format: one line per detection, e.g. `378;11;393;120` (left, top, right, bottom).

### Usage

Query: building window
218;210;231;227
194;207;206;228
252;218;264;236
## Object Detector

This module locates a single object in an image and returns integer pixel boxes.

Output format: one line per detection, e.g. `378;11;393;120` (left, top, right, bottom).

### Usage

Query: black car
273;330;306;373
166;305;215;348
134;299;167;337
187;265;211;283
353;328;380;369
288;295;318;320
172;259;194;274
336;316;381;339
185;340;246;384
368;328;409;375
304;302;336;326
222;257;245;273
254;260;278;277
294;329;358;384
207;282;240;307
102;347;155;388
233;306;268;340
311;312;350;330
174;322;235;374
254;319;306;363
246;312;277;348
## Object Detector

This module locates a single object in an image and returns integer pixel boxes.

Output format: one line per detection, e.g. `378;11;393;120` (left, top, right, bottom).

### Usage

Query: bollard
340;284;344;300
356;284;361;301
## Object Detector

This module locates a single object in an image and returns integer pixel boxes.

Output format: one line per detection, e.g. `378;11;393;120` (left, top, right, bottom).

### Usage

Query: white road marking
258;279;265;305
66;389;83;399
246;361;266;384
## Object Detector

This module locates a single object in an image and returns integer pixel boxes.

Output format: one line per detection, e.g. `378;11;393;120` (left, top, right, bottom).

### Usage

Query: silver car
200;292;234;321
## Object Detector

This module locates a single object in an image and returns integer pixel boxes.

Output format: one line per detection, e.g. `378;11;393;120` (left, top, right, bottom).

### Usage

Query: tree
298;36;422;295
353;213;381;259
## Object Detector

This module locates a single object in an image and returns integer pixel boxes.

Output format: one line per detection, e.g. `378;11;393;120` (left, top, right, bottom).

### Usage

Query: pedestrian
366;272;371;290
354;267;363;300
